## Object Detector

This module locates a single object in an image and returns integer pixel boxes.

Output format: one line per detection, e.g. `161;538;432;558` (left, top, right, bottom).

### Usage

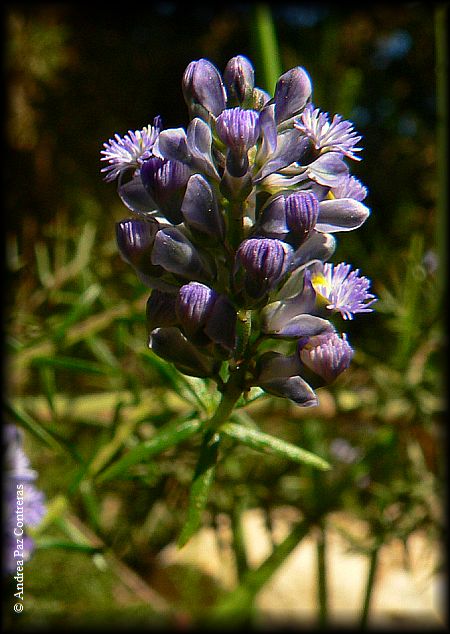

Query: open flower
294;105;362;160
100;117;162;182
310;262;377;320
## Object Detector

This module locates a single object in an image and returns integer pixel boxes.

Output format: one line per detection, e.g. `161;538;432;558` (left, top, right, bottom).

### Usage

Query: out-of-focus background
3;2;446;631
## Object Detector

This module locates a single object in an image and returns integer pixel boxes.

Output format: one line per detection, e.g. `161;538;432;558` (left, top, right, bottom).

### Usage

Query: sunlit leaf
220;422;331;470
177;431;221;548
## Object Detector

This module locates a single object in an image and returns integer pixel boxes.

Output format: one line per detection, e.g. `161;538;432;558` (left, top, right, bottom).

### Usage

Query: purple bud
223;55;255;106
216;108;261;153
235;238;293;298
256;191;319;246
176;282;218;337
298;331;353;384
274;66;312;124
116;218;159;270
285;191;319;240
182;58;227;119
140;157;191;224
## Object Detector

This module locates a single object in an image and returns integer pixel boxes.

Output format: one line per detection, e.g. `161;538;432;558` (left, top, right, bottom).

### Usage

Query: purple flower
103;54;376;408
295;105;362;161
273;66;312;124
223;55;255;106
331;174;368;201
310;262;377;320
235;238;293;300
3;426;46;575
181;174;225;241
176;282;237;352
255;190;320;249
100;117;162;182
176;282;218;337
216;107;261;153
299;331;354;384
256;351;318;407
116;218;160;271
140;156;192;224
182;58;227;119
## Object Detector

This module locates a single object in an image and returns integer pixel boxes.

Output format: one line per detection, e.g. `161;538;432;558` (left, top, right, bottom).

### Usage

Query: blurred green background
3;2;446;631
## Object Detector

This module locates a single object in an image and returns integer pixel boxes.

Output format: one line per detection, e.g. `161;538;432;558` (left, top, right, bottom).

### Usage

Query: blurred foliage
3;2;445;631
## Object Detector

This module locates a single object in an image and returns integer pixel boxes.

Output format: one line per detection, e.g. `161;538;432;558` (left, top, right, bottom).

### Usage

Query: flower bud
216;107;261;154
223;55;255;107
256;191;319;247
182;58;226;120
140;157;191;224
235;238;293;300
116;218;159;271
298;331;353;384
176;282;218;337
274;66;312;125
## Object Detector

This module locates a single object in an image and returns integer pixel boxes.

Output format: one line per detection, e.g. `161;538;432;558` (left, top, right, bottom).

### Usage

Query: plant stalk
360;546;379;629
316;522;328;628
252;3;282;94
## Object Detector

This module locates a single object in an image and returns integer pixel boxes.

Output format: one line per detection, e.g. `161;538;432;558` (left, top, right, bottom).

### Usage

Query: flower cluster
102;55;376;407
3;425;46;575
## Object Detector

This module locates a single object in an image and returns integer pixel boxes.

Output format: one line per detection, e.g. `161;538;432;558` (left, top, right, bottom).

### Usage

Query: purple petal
305;152;349;187
316;198;370;232
274;66;312;124
181;174;225;240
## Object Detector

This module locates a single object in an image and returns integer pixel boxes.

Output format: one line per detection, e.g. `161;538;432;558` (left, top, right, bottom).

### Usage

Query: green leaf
96;415;202;483
36;539;103;553
220;422;331;470
207;519;309;626
32;354;117;376
4;399;68;454
177;431;221;548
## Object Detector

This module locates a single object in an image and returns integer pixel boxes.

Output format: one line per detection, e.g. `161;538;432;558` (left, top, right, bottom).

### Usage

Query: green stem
206;519;309;627
360;546;379;629
231;497;249;582
206;367;246;433
316;522;328;628
252;4;282;94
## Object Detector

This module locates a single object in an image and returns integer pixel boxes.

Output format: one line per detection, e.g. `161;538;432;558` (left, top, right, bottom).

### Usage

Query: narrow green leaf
4;399;66;454
96;415;201;483
36;539;102;553
177;432;221;548
52;283;101;342
32;354;117;375
207;519;309;626
221;422;331;470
